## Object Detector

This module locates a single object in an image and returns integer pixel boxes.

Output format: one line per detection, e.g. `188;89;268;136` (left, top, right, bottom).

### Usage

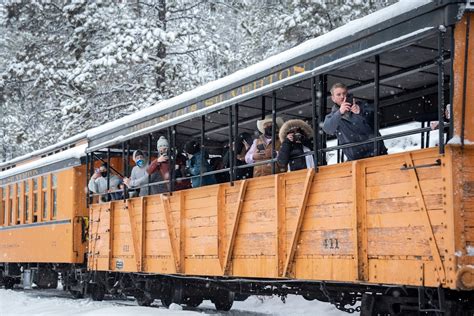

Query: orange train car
1;1;474;315
0;146;124;292
83;3;474;314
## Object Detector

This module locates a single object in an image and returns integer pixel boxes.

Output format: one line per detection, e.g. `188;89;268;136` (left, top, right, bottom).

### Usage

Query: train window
42;175;49;220
17;183;21;224
52;174;57;219
9;184;14;224
25;181;29;223
1;187;5;225
33;178;38;223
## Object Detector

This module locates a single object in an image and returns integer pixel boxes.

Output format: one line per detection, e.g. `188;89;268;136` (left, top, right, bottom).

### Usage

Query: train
1;1;474;315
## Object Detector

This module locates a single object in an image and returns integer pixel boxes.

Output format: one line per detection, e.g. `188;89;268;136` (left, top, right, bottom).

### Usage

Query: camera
293;132;303;142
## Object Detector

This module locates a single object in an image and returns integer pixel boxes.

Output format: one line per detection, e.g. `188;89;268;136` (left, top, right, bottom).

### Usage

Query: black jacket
223;150;253;180
323;102;387;161
278;119;314;171
278;139;310;171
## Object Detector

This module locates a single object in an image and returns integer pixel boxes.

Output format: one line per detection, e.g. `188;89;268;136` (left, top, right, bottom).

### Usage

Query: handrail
321;124;449;153
87;122;450;203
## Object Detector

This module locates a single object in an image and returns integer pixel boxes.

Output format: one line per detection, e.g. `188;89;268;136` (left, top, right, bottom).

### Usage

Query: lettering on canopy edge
0;169;40;186
0;158;80;186
123;61;315;135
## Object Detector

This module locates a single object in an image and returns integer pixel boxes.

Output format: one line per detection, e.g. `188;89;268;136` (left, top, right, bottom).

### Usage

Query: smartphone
346;93;354;104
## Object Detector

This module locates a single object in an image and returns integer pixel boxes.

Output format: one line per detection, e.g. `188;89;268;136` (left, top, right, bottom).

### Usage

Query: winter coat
174;154;192;191
223;146;253;181
322;102;387;161
128;163;160;196
88;175;122;203
278;119;315;171
146;159;170;194
247;135;286;177
186;150;216;188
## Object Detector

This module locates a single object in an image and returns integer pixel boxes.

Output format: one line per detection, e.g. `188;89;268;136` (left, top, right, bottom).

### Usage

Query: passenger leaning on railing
323;83;387;161
278;119;315;171
223;132;254;180
245;115;287;177
88;162;122;203
183;140;216;188
174;153;192;191
123;150;159;197
146;136;171;194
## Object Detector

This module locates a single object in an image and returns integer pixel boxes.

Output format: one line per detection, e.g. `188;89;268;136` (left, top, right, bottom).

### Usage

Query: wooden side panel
88;203;111;271
452;13;474;142
462;148;474;248
89;146;467;289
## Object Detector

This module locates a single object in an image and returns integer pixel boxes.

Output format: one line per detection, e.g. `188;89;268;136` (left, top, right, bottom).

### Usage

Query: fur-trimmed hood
279;119;313;143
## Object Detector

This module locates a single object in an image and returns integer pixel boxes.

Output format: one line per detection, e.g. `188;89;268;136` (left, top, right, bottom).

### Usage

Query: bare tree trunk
156;0;167;90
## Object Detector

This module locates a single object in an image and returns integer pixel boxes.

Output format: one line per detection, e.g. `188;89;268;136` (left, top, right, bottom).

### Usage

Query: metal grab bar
400;159;441;171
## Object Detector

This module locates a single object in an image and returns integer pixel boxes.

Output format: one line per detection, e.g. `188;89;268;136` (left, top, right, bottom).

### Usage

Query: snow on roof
0;132;87;169
85;0;433;139
0;143;87;180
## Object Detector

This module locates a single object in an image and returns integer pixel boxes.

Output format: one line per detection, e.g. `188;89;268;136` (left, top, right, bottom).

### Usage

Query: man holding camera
323;83;387;161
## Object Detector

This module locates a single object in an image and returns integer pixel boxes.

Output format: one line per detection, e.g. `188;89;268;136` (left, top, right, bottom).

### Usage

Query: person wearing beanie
183;139;216;188
156;136;170;155
146;136;171;194
123;149;158;197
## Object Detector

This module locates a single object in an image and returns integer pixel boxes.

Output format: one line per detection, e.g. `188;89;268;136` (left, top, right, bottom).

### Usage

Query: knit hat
132;150;145;162
156;136;169;150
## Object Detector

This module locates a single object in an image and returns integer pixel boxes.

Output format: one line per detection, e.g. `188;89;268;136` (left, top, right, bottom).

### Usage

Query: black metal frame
85;16;457;205
271;91;277;174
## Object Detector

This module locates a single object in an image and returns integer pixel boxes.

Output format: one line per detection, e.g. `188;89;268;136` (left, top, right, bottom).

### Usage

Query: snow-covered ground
0;289;349;316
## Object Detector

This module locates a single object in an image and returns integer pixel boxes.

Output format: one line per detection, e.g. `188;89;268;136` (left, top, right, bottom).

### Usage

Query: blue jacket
323;103;387;161
186;151;217;188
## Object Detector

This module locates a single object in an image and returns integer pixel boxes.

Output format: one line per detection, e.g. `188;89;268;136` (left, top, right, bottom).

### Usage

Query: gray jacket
88;175;121;194
129;165;149;196
88;175;122;202
323;103;387;161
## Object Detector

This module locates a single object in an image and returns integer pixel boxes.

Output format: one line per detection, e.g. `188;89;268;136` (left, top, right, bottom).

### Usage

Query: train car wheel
184;296;203;308
213;290;235;311
135;292;154;306
90;284;105;301
69;290;84;299
4;277;15;290
160;291;173;308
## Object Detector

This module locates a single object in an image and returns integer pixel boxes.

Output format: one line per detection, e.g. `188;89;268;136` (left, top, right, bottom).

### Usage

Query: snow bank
0;290;350;316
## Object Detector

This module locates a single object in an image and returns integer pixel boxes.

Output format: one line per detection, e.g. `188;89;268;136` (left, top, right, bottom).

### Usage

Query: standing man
323;83;387;161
